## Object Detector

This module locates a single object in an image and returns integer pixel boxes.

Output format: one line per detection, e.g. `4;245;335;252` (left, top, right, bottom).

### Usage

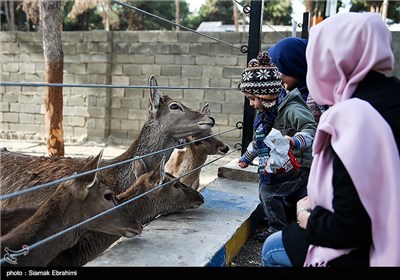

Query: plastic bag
263;128;301;174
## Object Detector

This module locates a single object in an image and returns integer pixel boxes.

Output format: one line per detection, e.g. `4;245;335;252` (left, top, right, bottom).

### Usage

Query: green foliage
198;0;235;24
62;1;103;31
5;0;397;31
188;0;294;29
115;0;190;30
264;0;293;25
350;0;400;23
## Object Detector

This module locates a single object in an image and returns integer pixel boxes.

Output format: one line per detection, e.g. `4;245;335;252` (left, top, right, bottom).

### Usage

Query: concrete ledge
218;159;259;183
86;174;261;267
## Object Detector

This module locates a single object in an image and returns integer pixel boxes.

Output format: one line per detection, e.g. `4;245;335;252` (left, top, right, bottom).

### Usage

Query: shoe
255;227;278;242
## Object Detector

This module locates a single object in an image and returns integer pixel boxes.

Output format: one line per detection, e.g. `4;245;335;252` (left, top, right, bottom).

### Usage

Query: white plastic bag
264;128;290;174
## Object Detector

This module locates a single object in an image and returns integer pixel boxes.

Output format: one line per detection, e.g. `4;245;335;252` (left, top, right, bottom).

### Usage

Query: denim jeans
262;231;292;267
259;168;309;230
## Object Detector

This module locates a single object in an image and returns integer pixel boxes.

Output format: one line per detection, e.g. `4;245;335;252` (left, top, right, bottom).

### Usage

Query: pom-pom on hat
240;51;282;109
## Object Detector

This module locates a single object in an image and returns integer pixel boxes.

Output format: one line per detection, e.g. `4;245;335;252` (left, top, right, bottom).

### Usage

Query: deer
0;150;143;267
0;75;214;208
0;75;212;266
47;157;204;266
165;104;230;190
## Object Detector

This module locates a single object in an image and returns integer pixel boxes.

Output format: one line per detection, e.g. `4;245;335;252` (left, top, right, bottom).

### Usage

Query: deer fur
165;104;229;190
1;207;37;236
0;150;142;267
0;75;210;266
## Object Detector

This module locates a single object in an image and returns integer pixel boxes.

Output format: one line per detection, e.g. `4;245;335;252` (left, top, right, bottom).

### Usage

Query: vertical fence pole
241;0;264;155
301;12;310;39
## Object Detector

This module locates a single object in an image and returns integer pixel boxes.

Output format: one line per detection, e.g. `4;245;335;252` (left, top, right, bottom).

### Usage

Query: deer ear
159;156;166;184
201;103;211;116
73;149;103;200
148;75;163;119
149;156;165;184
132;157;147;179
84;149;104;189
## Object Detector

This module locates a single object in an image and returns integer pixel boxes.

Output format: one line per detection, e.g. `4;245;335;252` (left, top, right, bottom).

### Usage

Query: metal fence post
241;0;264;155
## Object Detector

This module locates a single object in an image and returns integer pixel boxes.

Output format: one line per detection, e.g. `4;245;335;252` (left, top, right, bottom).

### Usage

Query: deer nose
220;145;230;154
209;116;215;126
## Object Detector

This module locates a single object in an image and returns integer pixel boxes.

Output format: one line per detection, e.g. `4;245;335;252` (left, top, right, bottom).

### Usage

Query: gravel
229;224;268;267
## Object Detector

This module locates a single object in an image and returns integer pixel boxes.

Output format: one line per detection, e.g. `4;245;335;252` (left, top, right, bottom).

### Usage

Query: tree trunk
175;0;180;31
233;0;239;32
41;0;64;156
102;0;110;31
4;1;16;31
381;0;388;21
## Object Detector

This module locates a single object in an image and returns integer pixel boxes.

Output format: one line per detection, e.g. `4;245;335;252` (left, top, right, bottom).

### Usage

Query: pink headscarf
304;12;400;266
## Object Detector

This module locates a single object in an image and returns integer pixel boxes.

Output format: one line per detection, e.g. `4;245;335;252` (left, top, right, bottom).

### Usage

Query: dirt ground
229;223;267;267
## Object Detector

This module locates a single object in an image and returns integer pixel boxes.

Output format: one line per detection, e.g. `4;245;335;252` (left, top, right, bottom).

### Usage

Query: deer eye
104;192;114;201
169;103;181;110
194;141;203;146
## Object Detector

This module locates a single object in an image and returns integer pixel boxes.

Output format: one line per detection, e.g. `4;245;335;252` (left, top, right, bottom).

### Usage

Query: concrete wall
1;31;399;145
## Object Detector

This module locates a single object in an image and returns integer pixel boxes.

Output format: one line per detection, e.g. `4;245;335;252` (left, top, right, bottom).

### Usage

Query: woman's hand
296;196;311;229
297;196;310;209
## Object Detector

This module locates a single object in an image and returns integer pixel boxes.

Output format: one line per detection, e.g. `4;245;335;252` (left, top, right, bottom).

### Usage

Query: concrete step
85;161;261;267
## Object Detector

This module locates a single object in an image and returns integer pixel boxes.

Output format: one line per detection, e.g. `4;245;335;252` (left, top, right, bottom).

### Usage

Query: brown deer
47;157;204;266
0;150;143;267
165;104;230;190
0;75;211;266
0;75;214;208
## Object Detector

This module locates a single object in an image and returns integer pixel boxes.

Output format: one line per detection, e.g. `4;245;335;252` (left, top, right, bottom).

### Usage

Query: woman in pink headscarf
262;12;400;267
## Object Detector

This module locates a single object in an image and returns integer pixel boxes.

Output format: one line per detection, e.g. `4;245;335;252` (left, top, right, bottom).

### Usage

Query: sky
187;0;205;13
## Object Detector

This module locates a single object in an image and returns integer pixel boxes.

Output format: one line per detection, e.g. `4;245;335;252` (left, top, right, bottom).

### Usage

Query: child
268;37;328;123
238;51;317;241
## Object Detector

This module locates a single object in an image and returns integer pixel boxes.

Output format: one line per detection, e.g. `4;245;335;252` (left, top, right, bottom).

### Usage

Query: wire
0;147;241;266
112;0;242;51
0;81;235;91
0;127;241;201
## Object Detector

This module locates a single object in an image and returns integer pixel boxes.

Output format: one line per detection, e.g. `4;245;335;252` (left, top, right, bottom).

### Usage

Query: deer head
147;75;215;139
116;156;204;224
186;103;230;155
71;150;143;238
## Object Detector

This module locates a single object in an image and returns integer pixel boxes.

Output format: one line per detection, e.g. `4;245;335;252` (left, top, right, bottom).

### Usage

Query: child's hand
238;158;249;168
284;135;295;147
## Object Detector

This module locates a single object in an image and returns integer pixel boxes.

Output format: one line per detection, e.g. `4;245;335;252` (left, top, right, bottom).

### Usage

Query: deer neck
123;186;166;225
1;192;84;265
108;121;178;191
186;144;208;169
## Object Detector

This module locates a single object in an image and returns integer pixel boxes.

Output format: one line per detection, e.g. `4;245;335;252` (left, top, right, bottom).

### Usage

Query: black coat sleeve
305;148;372;249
